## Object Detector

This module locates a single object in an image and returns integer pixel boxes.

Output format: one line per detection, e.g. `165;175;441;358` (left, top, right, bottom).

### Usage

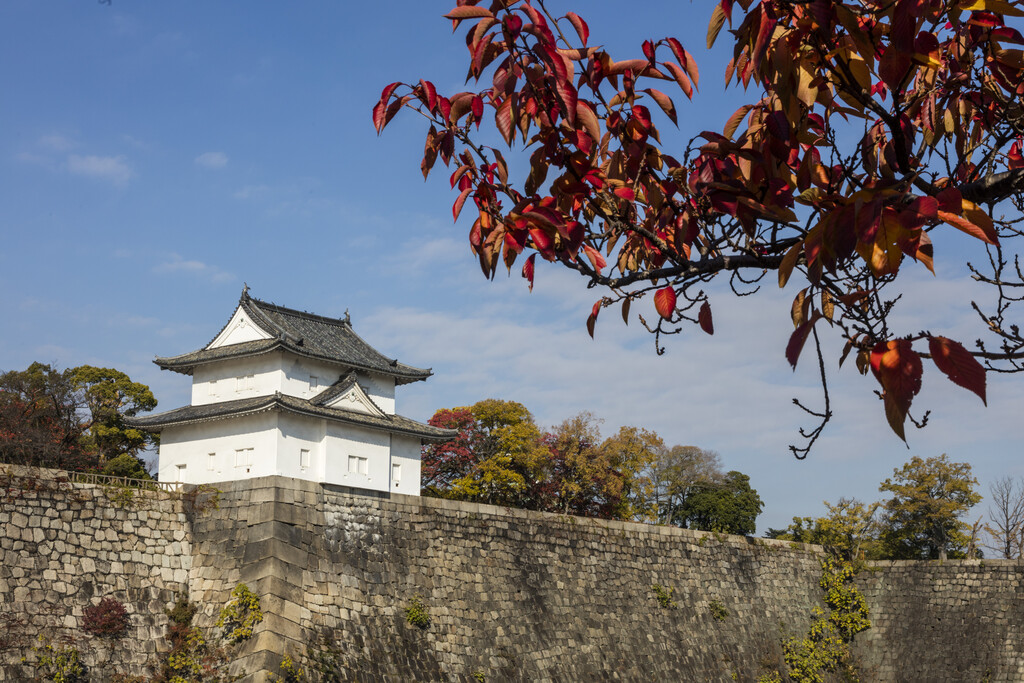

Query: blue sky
3;1;1023;535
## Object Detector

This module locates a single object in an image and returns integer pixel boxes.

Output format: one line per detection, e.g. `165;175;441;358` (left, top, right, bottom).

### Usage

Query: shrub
82;597;130;638
651;584;677;609
709;599;729;621
28;637;86;683
165;594;198;627
217;583;263;643
404;596;430;629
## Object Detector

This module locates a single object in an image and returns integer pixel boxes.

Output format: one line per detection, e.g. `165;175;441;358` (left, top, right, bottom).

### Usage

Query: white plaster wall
191;354;285;405
276;412;325;482
277;356;396;413
390;434;423;496
324;422;391;492
157;412;279;485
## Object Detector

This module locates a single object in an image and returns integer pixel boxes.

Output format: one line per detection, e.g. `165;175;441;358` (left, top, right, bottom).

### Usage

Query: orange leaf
582;244;607;273
937;209;997;245
724;105;753;139
654;287;677;319
707;3;727;49
663;62;694;101
452;188;472;222
621;298;631;325
565;11;589;45
444;6;493;20
698;300;714;334
928;336;987;405
778;241;801;288
643;88;678;124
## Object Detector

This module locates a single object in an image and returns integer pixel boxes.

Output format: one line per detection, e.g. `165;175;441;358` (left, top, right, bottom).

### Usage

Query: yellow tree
879;454;982;560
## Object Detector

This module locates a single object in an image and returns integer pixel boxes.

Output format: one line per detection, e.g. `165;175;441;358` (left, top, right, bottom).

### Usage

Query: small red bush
82;597;130;638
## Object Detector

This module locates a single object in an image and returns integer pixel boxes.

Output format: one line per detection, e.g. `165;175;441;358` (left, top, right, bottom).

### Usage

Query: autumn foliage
377;0;1024;455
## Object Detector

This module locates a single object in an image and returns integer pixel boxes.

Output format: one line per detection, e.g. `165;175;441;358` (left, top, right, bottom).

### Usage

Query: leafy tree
0;362;97;472
420;398;549;506
767;498;880;560
646;445;723;525
597;424;662;520
543;411;614;516
673;470;763;535
0;362;157;474
71;365;157;465
377;0;1024;456
878;454;982;560
984;475;1024;559
101;452;152;480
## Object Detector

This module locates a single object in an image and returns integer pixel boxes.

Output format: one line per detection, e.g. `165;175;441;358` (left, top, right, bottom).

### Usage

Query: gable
321;382;385;417
207;306;274;349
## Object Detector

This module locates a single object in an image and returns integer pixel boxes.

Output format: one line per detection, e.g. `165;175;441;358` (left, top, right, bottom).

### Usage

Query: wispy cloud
195;151;228;169
40;134;76;152
232;184;271;200
153;253;234;283
66;154;133;186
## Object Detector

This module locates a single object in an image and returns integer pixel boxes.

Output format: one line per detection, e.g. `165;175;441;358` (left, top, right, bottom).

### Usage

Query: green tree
878;455;982;560
71;365;157;466
101;452;151;480
767;498;880;561
674;470;763;535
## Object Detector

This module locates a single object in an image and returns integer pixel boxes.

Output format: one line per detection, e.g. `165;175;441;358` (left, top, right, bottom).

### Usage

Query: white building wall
276;412;325;482
390;434;423;496
324;422;390;492
157;412;279;485
276;357;396;413
191;354;286;405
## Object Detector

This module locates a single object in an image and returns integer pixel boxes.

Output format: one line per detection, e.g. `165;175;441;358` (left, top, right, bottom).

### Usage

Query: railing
68;471;182;494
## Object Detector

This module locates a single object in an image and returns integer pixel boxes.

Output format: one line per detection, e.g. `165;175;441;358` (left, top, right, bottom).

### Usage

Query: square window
235;448;253;468
348;455;367;476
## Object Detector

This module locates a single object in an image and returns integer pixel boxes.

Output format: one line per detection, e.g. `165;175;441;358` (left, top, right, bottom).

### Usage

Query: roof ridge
249;296;351;329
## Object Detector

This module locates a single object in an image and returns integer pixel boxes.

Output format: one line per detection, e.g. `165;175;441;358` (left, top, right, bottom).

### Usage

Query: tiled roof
125;393;456;442
155;290;431;384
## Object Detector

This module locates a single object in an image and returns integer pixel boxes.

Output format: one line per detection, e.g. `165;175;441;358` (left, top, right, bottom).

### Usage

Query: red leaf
565;11;589;45
698;300;714;334
869;340;923;440
587;300;601;338
643;88;677;124
663;62;694;101
495;97;514;144
929;336;987;404
613;187;636;201
452;188;472;222
418;80;438;111
654;287;676;319
522;253;536;292
786;313;820;368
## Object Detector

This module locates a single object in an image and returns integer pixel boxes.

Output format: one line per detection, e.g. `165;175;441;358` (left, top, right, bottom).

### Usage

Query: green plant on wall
651;584;677;609
404;596;430;629
25;637;86;683
273;654;305;682
709;599;729;621
782;557;870;683
217;583;263;644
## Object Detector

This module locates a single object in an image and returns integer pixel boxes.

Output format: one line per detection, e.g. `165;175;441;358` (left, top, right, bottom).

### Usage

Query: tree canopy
0;362;156;475
879;453;982;559
421;398;760;529
377;0;1024;456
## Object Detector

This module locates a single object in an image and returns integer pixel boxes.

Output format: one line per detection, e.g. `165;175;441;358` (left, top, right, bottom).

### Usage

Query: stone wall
0;465;190;681
3;467;1024;682
852;559;1024;682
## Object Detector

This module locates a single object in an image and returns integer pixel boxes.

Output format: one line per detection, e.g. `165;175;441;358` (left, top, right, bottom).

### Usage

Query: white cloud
66;154;133;186
195;151;228;169
153;253;234;283
40;134;76;152
232;184;271;200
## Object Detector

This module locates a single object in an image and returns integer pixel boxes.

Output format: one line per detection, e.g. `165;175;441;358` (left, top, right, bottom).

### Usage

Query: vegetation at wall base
217;583;263;644
82;597;130;638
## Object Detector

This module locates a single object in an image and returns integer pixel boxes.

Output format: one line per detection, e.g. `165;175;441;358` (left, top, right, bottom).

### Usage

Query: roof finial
344;308;351;324
242;282;250;297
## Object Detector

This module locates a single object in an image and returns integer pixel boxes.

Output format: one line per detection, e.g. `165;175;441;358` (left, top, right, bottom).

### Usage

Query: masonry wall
3;467;1024;682
0;466;190;681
